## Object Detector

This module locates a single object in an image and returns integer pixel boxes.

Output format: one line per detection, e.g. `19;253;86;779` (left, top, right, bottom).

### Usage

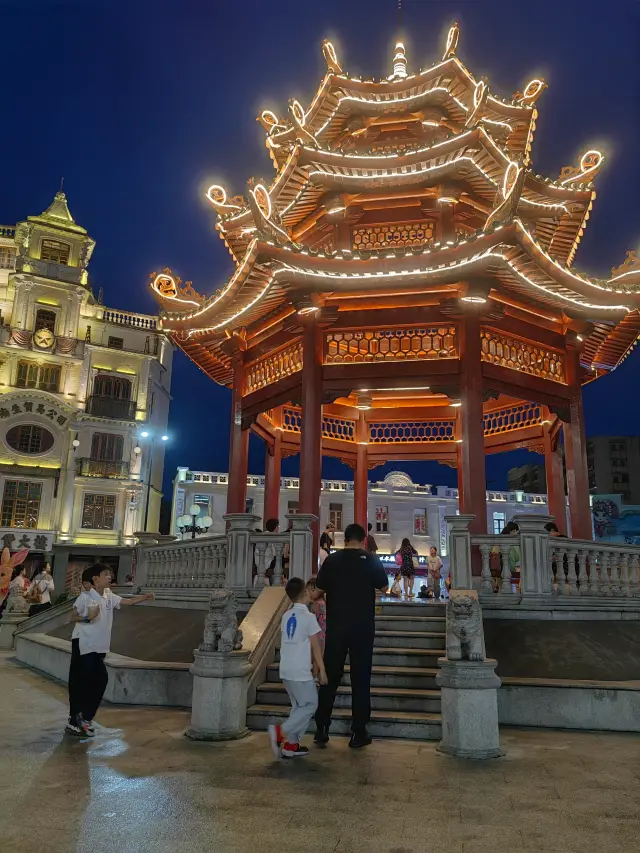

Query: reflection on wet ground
1;654;639;852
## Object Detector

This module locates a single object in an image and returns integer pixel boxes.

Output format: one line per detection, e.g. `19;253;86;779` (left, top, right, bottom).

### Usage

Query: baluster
577;548;589;595
629;553;640;597
255;542;267;588
200;544;212;587
170;550;179;587
147;552;155;587
620;551;631;597
273;541;285;587
588;547;600;595
159;551;167;588
547;541;556;594
566;546;579;594
498;542;513;595
218;542;228;587
192;545;202;587
609;550;621;596
173;548;182;587
195;545;205;587
599;551;610;597
479;543;493;593
555;546;568;595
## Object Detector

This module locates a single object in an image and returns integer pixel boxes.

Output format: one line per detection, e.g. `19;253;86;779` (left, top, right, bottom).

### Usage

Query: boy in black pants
66;563;153;737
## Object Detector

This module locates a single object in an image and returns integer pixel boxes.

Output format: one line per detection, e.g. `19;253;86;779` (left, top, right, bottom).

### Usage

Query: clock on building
33;328;55;349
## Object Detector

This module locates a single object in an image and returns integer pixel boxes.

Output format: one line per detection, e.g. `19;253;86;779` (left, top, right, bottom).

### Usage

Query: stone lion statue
446;595;484;661
200;589;243;653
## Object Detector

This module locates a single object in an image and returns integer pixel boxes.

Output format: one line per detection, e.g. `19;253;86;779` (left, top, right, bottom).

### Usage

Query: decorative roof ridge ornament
513;78;547;106
322;40;343;74
206;184;246;215
287;98;319;149
149;268;203;307
465;78;489;128
611;251;640;284
442;22;460;60
559;149;604;186
247;177;297;248
484;159;526;232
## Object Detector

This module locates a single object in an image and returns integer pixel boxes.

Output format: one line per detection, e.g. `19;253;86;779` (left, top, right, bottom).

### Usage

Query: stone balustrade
449;513;640;604
102;308;158;330
138;513;316;592
550;539;640;598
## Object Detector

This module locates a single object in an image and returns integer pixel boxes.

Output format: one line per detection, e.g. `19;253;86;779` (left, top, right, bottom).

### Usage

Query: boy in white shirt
268;577;327;759
66;563;153;737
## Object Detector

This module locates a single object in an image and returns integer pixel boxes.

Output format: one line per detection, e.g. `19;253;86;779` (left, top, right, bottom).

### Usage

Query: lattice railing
325;327;457;364
322;415;356;442
246;340;303;394
282;406;302;433
483;403;544;436
352;221;434;250
369;420;456;444
480;329;565;383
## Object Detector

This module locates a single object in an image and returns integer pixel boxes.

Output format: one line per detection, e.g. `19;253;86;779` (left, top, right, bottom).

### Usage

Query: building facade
508;463;546;494
587;437;640;504
171;467;549;565
0;193;173;581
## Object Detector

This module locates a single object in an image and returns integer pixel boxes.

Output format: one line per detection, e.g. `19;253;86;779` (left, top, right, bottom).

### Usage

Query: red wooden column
457;312;487;534
299;316;323;551
354;413;368;530
564;342;592;539
226;353;249;514
544;419;567;535
263;408;282;523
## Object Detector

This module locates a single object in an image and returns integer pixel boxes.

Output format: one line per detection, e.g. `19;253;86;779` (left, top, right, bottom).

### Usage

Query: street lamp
177;505;213;539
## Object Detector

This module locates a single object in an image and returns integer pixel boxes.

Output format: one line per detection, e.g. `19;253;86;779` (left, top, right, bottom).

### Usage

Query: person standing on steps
314;523;389;749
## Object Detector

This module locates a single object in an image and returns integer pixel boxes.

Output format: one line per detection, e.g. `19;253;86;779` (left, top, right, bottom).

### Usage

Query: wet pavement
1;654;639;853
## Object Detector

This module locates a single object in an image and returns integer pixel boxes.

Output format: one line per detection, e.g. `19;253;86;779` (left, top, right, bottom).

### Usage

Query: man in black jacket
314;523;389;749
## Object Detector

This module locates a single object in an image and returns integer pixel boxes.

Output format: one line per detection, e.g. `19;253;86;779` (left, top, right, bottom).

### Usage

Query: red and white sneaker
281;742;309;759
268;724;283;759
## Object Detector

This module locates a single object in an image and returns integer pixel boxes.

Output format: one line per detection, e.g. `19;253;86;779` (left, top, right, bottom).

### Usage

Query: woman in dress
28;563;55;617
396;537;419;598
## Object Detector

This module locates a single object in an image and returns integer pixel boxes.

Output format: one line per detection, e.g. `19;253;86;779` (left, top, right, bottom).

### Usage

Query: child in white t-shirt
268;577;327;759
66;563;153;737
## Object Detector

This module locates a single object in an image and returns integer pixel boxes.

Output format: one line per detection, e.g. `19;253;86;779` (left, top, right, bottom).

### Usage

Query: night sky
2;0;639;499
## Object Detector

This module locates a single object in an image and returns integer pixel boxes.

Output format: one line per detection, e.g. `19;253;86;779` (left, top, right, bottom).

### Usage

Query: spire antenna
397;0;403;29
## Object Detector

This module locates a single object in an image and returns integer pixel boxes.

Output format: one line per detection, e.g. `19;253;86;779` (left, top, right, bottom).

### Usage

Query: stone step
274;646;445;668
375;601;446;618
373;630;445;650
375;615;446;633
266;663;440;689
247;704;442;741
256;682;442;713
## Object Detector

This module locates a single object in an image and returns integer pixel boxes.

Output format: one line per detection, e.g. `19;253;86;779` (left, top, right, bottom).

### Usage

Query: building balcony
75;458;131;479
85;395;137;421
102;308;158;331
16;256;87;286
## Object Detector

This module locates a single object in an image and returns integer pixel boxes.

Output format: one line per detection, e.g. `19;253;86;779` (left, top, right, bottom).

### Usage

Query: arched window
93;374;132;400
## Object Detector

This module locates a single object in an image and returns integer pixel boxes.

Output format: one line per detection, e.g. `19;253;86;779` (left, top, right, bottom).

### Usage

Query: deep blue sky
1;0;639;497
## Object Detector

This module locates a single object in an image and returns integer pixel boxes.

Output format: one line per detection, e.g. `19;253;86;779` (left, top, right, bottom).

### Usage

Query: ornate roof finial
322;40;342;74
443;22;460;60
484;160;526;232
514;78;547;106
389;40;408;80
611;251;640;283
465;78;489;128
559;149;604;186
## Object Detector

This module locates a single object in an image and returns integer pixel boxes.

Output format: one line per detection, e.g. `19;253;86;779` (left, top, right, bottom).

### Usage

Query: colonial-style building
0;192;173;582
171;466;550;567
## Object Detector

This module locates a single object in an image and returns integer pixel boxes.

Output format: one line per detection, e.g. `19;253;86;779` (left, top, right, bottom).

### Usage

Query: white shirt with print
72;588;122;655
278;602;320;682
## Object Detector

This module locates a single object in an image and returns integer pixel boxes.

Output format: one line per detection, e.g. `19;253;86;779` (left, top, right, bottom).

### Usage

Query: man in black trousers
315;522;389;748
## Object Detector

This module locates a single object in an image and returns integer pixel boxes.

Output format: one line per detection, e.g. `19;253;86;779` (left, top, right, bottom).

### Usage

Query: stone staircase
247;600;445;740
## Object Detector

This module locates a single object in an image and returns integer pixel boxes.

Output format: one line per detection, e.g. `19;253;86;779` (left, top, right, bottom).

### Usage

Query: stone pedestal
436;657;503;759
186;649;252;741
0;613;31;649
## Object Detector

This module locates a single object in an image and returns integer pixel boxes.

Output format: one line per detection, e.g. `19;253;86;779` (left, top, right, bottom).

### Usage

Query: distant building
507;463;546;494
587;437;640;504
171;468;550;563
0;192;173;583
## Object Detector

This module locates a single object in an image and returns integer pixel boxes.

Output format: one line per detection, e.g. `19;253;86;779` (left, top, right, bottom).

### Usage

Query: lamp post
177;505;213;540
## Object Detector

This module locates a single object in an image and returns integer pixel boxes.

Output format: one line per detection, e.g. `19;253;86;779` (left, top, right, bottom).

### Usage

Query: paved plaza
1;655;639;853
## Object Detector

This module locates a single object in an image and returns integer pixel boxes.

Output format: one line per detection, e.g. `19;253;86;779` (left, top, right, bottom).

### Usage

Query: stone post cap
285;513;318;531
223;513;262;531
444;514;475;530
191;648;252;679
436;657;501;690
134;531;159;545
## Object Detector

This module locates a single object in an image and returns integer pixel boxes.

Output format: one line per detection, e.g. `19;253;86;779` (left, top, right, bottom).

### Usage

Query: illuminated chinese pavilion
151;24;640;547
